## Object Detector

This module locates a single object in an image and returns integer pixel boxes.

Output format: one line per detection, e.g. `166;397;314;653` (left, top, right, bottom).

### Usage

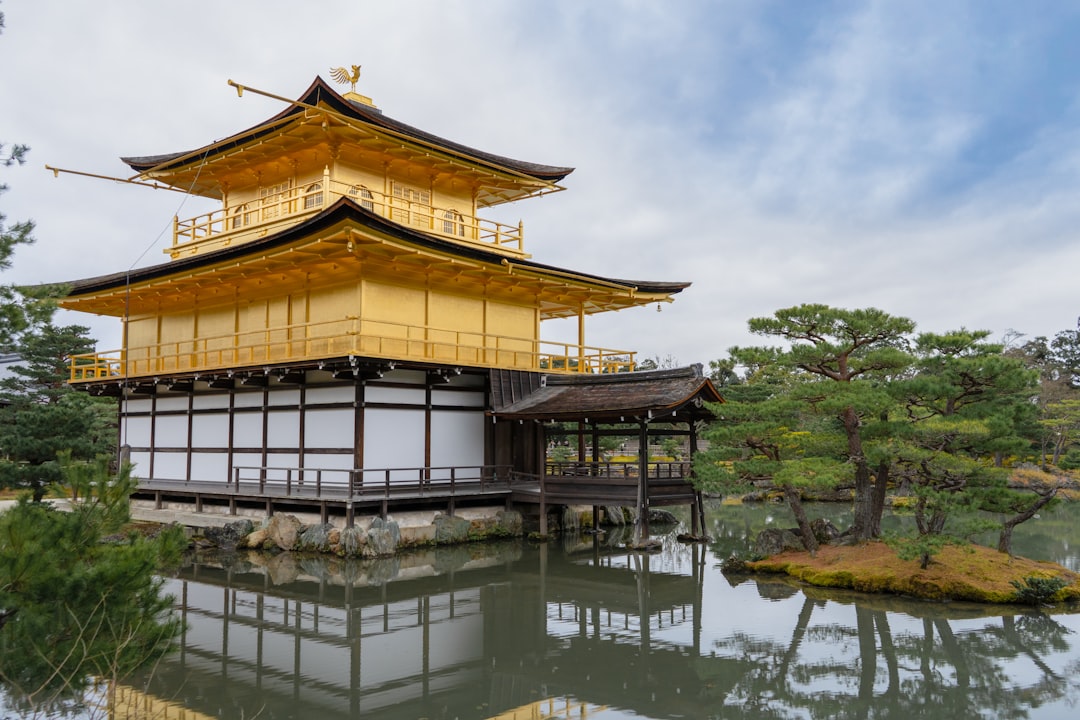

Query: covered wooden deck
490;365;724;540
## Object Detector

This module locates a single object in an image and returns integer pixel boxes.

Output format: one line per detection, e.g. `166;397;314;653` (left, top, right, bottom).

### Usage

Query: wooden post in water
636;419;650;542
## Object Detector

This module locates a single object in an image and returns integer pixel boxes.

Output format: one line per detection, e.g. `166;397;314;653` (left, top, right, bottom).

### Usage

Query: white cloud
2;0;1080;365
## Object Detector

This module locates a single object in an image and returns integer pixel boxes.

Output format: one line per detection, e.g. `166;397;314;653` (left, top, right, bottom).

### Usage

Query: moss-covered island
744;541;1080;604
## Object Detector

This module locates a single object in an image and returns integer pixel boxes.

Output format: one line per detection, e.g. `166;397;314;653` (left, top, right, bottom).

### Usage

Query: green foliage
1010;575;1068;606
0;324;115;498
700;307;1049;557
886;330;1040;564
1;144;60;351
1058;448;1080;470
697;304;916;540
886;532;957;569
0;455;185;713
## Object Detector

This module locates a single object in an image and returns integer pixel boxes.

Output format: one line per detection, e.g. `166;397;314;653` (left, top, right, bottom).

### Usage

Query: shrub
1010;575;1068;606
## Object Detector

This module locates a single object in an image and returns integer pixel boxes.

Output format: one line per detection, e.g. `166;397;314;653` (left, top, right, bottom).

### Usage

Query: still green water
119;502;1080;720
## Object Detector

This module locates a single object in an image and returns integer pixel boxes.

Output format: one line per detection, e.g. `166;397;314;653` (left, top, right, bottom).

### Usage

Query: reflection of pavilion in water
129;540;707;720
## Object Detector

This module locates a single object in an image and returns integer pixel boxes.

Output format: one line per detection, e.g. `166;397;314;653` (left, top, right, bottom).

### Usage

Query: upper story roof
120;77;574;207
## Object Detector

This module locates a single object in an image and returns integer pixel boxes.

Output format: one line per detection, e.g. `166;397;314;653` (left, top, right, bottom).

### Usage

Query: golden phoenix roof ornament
330;64;362;93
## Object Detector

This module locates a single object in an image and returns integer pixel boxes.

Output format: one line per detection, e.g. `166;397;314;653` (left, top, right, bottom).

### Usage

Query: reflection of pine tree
708;593;1076;719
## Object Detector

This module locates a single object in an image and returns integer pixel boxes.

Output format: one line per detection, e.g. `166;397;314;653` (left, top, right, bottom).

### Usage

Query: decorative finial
329;64;362;93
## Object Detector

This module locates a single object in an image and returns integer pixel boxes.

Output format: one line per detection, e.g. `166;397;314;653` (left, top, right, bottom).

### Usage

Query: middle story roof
60;196;690;319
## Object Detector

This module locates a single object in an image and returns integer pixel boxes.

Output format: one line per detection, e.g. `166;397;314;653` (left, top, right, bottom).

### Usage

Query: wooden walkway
135;464;518;525
133;460;701;534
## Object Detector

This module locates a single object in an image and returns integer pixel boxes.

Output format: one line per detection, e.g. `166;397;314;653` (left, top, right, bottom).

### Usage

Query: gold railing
68;316;635;382
171;175;524;257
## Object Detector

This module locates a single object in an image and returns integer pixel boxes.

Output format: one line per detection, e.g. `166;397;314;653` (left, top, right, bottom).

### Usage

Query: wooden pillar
636;420;649;541
576;421;586;465
577;303;585;372
690;419;705;535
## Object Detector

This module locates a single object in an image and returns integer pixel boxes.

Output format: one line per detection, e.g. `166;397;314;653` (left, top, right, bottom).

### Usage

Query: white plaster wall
305;408;354;448
192;393;230;410
266;411;300;447
431;388;485;407
233;391;265;408
429;410;485;473
191;414;230;448
121;415;152;447
190;453;229;482
268;388;301;406
233;413;263;448
123;397;153;414
365;385;425;404
129;451;152;477
306;385;348;404
363;407;425;475
152;451;187;480
154;415;188;448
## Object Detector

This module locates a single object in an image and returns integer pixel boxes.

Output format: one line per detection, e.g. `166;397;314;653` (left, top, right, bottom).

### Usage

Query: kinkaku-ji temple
58;69;723;538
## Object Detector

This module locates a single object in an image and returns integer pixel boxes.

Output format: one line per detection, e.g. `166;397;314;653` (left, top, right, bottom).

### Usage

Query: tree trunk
1052;435;1065;466
844;407;876;541
998;487;1058;554
784;485;818;555
869;460;890;537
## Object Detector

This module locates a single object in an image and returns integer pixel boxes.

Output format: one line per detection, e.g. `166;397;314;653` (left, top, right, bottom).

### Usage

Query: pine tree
0;324;117;500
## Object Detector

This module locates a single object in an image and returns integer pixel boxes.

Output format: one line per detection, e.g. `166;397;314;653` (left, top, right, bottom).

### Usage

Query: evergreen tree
0;456;185;714
697;306;1054;561
887;330;1041;566
0;324;117;501
698;305;915;541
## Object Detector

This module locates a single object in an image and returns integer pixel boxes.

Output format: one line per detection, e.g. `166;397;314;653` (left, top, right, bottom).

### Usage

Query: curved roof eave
489;366;724;422
62;197;691;299
121;77;574;184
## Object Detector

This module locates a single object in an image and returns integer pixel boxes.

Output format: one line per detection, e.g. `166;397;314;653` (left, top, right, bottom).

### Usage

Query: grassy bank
746;541;1080;603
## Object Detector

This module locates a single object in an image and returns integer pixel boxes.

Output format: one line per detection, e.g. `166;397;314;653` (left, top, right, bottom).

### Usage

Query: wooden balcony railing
68;316;635;382
170;174;525;258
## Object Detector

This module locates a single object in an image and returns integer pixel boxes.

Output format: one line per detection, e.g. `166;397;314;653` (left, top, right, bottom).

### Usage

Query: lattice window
303;182;323;209
259;180;292;219
391;182;431;227
230;203;251;230
349;185;375;212
442;209;465;237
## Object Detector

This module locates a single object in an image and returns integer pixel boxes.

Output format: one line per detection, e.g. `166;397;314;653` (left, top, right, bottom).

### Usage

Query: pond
8;502;1080;718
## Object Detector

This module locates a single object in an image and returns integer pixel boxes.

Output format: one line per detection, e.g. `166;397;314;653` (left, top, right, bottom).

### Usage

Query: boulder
337;526;366;557
204;520;255;550
366;517;400;556
297;523;336;552
753;528;805;557
266;514;303;551
434;514;471;544
243;527;269;549
810;518;841;545
646;508;679;525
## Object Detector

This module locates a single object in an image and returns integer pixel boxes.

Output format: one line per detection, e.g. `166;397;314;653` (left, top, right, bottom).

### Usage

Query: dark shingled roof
122;77;574;183
490;365;724;422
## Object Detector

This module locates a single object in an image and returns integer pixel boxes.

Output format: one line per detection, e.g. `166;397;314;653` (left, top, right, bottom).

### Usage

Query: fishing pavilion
56;72;719;536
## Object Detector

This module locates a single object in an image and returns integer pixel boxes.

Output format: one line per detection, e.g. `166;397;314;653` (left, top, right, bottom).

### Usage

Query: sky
2;0;1080;368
